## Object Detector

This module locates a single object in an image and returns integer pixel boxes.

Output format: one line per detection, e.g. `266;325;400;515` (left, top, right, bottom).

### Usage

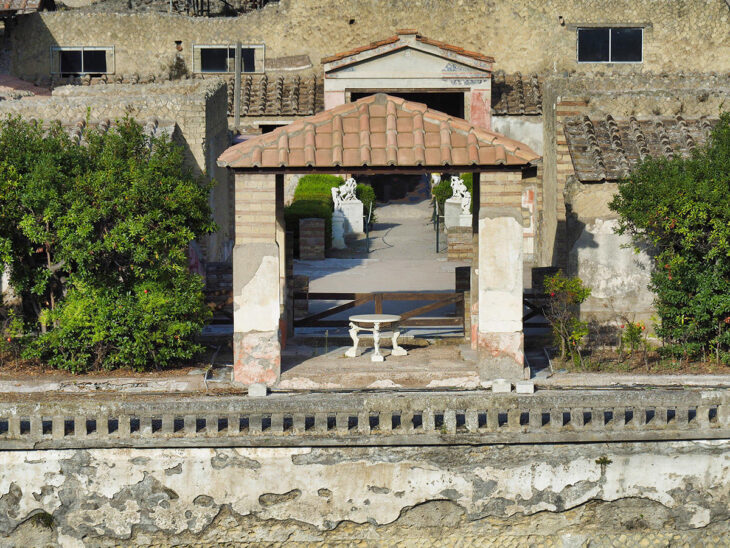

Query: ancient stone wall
9;0;730;81
1;441;728;546
538;73;730;320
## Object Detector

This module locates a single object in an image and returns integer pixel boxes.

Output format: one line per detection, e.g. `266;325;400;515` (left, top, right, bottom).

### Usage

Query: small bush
25;276;209;372
432;173;473;214
544;271;592;367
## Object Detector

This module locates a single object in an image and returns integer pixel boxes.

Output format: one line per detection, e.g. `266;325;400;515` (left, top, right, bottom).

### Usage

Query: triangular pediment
323;30;493;75
326;46;492;80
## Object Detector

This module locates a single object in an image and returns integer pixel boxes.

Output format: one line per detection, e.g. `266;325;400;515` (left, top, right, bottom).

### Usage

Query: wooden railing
293;291;464;329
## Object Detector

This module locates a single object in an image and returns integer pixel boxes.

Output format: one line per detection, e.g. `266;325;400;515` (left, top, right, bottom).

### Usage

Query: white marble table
345;314;408;362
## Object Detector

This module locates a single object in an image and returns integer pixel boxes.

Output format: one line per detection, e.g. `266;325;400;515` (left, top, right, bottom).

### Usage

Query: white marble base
332;210;346;249
339;200;364;234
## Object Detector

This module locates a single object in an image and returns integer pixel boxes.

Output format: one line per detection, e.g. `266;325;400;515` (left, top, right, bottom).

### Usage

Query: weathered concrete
477;207;524;379
233;242;281;385
565;180;654;323
0;441;728;546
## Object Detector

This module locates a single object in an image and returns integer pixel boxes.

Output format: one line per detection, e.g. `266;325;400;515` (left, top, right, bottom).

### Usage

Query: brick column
232;172;281;386
476;170;526;380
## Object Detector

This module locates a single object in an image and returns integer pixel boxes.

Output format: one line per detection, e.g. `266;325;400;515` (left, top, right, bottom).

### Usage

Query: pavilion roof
218;93;539;172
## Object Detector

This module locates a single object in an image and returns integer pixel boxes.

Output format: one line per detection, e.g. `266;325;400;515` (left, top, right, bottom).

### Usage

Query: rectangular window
193;44;263;74
577;27;642;63
51;46;114;76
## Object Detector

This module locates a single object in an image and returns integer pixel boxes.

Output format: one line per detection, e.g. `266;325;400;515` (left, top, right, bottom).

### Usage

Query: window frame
192;43;265;74
50;46;115;76
576;27;643;64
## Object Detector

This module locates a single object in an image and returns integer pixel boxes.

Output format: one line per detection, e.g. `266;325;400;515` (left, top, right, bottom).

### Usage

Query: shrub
0;116;216;371
432;173;473;214
609;112;730;364
543;271;592;367
25;277;209;372
294;174;377;220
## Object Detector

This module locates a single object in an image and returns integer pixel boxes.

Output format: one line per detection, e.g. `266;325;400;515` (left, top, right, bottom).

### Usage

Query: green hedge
287;175;376;250
293;174;376;219
432;173;473;214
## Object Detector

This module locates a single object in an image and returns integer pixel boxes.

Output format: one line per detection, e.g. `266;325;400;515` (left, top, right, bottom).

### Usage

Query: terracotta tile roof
564;115;717;182
232;71;537;118
322;31;494;65
491;71;542;116
25;117;177;144
228;73;323;118
218;93;538;170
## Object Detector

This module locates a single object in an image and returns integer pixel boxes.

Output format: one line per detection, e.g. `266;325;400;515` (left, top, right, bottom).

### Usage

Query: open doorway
350;91;465;119
283;172;476;389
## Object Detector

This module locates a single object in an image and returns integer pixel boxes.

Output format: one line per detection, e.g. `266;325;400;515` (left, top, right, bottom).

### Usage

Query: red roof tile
218;94;539;171
322;30;494;65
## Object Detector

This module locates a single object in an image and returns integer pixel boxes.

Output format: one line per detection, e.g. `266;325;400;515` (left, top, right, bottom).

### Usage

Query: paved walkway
295;179;468;293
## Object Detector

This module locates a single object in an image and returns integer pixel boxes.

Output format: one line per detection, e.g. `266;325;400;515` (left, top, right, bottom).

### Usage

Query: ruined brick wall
9;0;730;81
1;442;728;546
447;226;474;262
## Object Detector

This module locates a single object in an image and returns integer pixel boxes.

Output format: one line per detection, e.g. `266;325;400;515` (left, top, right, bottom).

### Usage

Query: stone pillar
232;172;281;386
477;206;525;380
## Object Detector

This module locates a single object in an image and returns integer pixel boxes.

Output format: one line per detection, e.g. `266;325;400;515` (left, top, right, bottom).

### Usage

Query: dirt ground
555;348;730;376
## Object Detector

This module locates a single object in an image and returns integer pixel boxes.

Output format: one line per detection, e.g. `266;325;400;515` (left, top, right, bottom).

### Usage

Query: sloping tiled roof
491;71;542;116
564;115;717;182
29;118;177;144
233;72;537;118
219;93;539;170
229;74;323;117
322;30;494;65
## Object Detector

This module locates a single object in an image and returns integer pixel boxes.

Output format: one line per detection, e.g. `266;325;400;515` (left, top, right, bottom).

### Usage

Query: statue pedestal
459;213;473;227
332;210;346;249
339;200;364;234
444;198;464;229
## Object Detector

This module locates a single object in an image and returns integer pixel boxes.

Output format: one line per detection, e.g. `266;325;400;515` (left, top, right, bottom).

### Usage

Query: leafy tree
0;116;216;371
610;112;730;364
543;271;591;367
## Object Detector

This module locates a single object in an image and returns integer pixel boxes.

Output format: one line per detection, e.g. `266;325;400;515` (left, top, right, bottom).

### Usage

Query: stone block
248;383;268;398
477;331;525;380
444;198;463;229
492;379;512;393
339;199;364;234
233;331;280;386
515;380;535;394
331;210;346;249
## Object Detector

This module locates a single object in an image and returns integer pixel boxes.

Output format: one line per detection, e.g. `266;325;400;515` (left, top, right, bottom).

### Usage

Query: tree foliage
609;112;730;364
0;116;216;371
543;271;591;367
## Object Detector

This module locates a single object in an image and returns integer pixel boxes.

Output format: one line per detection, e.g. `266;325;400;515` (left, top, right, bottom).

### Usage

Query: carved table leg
345;322;360;358
371;322;384;362
391;326;407;356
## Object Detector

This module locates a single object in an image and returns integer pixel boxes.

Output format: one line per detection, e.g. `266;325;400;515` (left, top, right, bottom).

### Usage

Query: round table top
350;314;401;323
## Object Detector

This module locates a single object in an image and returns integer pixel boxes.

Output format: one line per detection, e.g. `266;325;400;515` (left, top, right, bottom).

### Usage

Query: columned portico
219;93;539;386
